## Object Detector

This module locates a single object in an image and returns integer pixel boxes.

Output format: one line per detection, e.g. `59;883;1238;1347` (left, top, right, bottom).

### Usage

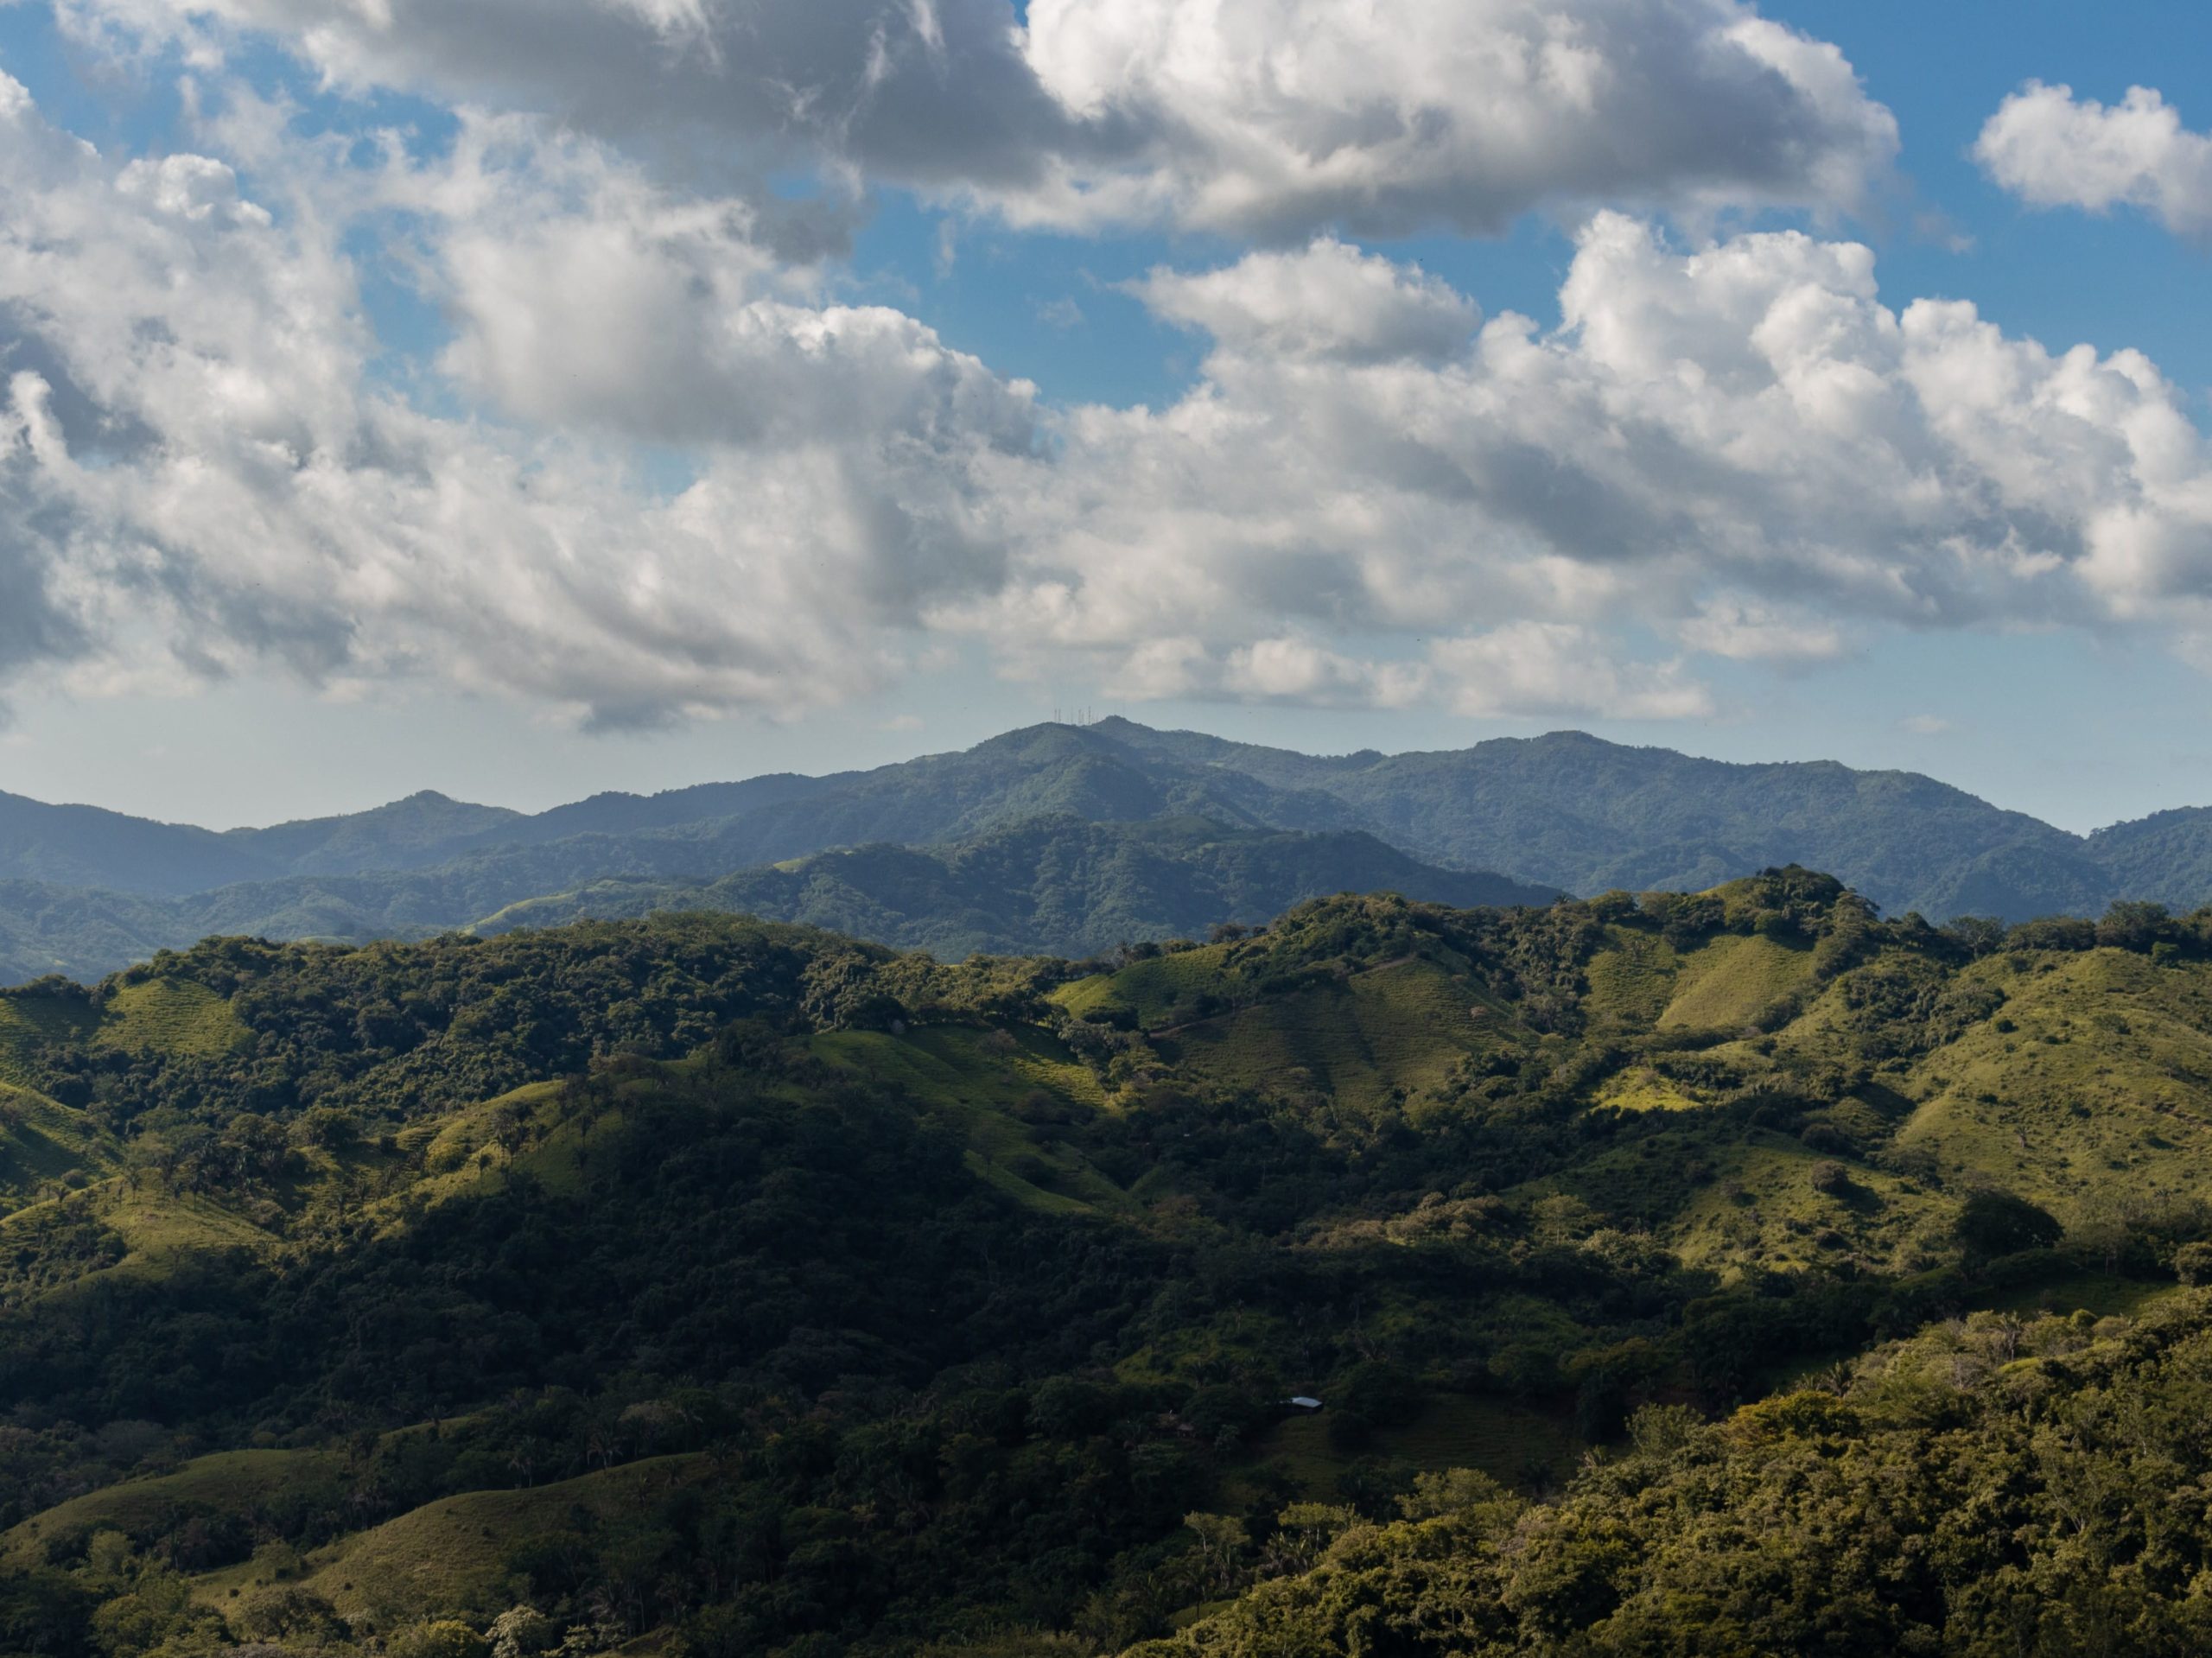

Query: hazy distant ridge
0;718;2204;981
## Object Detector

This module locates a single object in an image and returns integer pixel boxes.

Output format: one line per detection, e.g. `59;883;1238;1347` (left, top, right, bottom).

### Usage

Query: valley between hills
9;868;2212;1653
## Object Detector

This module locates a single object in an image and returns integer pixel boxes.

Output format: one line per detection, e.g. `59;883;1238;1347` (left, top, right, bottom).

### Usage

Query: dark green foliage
1954;1189;2064;1258
2089;806;2212;912
1136;1299;2212;1657
0;1567;97;1658
10;879;2212;1655
13;916;934;1136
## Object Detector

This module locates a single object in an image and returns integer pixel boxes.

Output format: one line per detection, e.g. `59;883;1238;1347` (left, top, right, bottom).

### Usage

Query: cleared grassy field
191;1456;711;1626
1049;944;1237;1027
3;978;245;1089
0;1083;117;1204
90;1185;276;1280
1583;929;1678;1027
810;1026;1128;1214
1161;959;1491;1121
1590;1065;1706;1114
1656;933;1815;1032
95;979;251;1057
1661;1138;1944;1276
0;994;98;1085
1891;950;2212;1222
1978;1270;2183;1321
2;1450;347;1569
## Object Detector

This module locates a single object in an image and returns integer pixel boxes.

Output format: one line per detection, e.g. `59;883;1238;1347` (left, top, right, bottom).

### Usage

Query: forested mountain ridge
9;874;2212;1653
464;816;1560;959
0;817;1556;983
2087;805;2212;912
5;721;2205;945
1087;719;2121;918
0;792;271;898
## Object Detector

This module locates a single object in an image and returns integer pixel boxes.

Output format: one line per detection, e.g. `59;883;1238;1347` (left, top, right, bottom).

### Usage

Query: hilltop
9;876;2212;1651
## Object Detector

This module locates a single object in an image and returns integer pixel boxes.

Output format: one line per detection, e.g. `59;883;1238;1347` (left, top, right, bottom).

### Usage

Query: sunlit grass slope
1;1451;347;1570
194;1457;710;1624
93;977;251;1056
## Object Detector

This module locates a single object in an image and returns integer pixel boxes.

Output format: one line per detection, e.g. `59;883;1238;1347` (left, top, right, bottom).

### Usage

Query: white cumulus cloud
3;61;2211;733
1431;624;1713;719
54;0;1899;238
1975;81;2212;239
1014;0;1898;235
0;73;1031;726
966;218;2212;711
1137;239;1478;365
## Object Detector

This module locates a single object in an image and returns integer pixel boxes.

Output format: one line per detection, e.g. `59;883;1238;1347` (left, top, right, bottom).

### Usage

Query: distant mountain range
461;816;1556;960
0;816;1554;981
3;717;2207;981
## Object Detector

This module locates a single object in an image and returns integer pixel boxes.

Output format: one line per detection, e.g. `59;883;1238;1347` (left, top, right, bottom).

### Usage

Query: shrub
1808;1160;1853;1196
233;1586;344;1644
2176;1242;2212;1286
392;1621;492;1658
1955;1189;2063;1258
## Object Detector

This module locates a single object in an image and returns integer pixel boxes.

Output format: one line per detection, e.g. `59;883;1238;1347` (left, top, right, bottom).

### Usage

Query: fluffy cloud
0;75;1029;725
4;59;2210;732
415;118;1037;454
1430;625;1712;719
1672;600;1844;664
1069;626;1705;721
1137;239;1478;365
1014;0;1897;234
56;0;1898;237
976;217;2212;707
1976;82;2212;239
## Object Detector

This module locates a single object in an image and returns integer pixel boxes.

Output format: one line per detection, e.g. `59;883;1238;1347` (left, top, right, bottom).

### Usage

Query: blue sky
0;0;2207;833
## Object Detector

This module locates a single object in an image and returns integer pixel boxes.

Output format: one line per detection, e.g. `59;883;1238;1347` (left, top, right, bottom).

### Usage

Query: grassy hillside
8;878;2212;1655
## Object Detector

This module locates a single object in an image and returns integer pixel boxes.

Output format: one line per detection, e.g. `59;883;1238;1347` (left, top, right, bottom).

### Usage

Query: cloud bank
1;10;2208;732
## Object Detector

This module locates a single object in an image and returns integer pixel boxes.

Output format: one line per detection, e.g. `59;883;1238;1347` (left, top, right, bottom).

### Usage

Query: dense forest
7;873;2212;1654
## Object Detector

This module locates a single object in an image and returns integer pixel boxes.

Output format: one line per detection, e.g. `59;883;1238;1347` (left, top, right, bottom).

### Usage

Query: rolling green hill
8;875;2212;1654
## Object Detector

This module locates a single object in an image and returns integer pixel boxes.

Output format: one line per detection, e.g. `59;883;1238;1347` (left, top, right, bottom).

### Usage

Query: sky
0;1;2208;834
